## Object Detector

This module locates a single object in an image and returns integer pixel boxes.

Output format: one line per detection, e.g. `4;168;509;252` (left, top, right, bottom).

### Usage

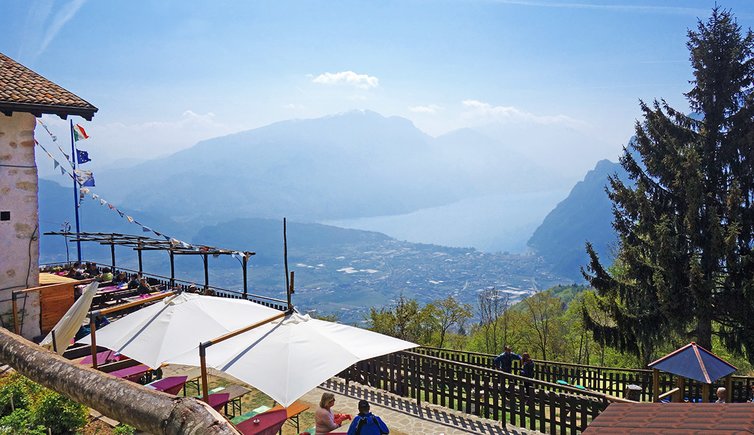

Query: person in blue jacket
346;400;389;435
493;346;521;373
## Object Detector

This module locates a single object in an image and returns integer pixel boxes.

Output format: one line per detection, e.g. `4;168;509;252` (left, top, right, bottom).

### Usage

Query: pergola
45;231;255;296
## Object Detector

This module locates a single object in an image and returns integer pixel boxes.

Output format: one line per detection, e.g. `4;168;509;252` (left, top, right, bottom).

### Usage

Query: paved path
162;364;543;435
301;377;544;435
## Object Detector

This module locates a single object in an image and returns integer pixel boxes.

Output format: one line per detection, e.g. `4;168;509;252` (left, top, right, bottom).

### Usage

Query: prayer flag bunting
76;149;91;164
126;216;134;223
99;199;107;206
117;210;125;218
82;176;95;187
53;160;59;170
73;124;89;141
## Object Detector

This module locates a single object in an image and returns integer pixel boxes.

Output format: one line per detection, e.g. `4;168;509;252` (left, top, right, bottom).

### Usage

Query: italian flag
73;124;89;141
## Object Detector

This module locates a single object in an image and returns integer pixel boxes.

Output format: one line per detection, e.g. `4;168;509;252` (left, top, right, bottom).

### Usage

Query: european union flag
76;149;91;164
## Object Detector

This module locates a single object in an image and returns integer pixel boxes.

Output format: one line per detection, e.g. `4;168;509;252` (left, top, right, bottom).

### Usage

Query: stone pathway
302;378;544;435
162;364;543;435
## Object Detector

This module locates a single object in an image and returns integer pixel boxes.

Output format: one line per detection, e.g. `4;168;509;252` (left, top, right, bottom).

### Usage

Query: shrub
0;409;46;435
0;374;41;415
31;390;88;434
114;424;136;434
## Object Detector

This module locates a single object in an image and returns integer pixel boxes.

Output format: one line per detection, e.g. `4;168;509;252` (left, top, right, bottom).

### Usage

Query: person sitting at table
128;274;140;289
315;392;345;434
114;271;128;286
137;276;153;295
97;267;114;283
346;400;389;435
85;262;99;278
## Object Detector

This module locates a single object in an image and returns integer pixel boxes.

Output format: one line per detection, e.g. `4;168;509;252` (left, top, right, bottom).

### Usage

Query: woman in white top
315;392;341;434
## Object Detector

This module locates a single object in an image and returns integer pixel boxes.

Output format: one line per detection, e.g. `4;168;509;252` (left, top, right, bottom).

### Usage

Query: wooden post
110;236;116;272
701;383;710;403
652;369;659;402
169;250;175;288
725;375;733;403
674;377;685;403
200;311;287;403
51;330;58;354
203;254;209;291
199;343;209;403
89;315;98;370
11;292;19;335
242;255;248;299
137;244;143;274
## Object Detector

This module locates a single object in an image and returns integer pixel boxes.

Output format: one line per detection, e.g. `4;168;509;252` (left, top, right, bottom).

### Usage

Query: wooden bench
270;400;310;433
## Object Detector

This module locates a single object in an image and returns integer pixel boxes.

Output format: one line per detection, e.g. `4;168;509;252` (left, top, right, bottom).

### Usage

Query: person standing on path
346;400;389;435
493;346;521;373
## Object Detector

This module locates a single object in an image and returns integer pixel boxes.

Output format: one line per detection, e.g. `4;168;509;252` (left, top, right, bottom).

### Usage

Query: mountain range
37;110;629;315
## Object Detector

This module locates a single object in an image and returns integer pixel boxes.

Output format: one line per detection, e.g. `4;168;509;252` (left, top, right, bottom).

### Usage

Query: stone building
0;53;96;338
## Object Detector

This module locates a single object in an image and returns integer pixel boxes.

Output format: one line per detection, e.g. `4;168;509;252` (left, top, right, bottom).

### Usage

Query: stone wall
0;112;41;339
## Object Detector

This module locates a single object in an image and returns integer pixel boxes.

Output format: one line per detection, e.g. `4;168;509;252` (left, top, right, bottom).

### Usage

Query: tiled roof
583;403;754;434
0;52;97;120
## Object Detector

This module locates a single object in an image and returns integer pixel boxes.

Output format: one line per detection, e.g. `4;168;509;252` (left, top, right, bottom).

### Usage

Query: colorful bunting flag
126;216;134;223
36;119;57;142
73;124;89;141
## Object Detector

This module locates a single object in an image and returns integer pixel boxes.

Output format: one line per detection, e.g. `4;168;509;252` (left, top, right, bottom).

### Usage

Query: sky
3;0;754;181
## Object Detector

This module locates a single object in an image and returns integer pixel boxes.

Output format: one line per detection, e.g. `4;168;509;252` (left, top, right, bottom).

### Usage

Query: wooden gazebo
648;342;737;403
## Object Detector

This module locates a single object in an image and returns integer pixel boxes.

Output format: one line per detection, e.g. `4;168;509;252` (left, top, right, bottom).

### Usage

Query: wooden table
235;409;287;435
270;400;310;433
146;376;188;395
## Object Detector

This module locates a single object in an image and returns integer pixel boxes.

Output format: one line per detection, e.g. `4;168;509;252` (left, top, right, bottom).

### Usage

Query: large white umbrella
167;312;417;407
77;292;282;368
40;282;99;355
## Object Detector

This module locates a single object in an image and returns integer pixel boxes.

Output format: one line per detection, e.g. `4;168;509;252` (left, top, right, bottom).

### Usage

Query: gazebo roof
0;52;97;120
648;342;736;384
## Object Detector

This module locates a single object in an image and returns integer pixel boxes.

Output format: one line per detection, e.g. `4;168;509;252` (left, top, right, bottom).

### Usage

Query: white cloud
283;103;305;110
409;104;442;114
39;0;87;57
312;71;379;89
461;99;585;128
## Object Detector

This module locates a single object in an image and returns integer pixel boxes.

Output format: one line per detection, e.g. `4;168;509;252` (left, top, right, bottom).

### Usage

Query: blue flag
82;175;95;187
76;149;91;164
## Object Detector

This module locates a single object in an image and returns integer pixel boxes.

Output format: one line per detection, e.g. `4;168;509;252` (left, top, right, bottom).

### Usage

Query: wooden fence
343;351;611;435
412;347;754;403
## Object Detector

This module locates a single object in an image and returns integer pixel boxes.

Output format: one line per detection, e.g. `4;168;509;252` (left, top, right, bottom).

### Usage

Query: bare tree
477;288;511;354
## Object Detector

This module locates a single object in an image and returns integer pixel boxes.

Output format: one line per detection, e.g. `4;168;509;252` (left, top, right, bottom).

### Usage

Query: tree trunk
0;328;239;435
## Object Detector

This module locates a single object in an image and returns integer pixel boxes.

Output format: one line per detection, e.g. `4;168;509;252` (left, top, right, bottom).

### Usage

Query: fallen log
0;328;239;434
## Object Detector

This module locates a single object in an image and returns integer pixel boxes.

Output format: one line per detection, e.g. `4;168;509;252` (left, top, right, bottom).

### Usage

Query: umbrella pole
200;343;209;402
89;315;98;369
199;310;288;403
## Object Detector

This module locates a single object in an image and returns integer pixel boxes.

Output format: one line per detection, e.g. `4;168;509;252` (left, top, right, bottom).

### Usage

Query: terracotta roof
583;403;754;434
0;52;97;120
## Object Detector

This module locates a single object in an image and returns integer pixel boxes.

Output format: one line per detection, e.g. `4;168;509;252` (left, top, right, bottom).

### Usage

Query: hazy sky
3;1;754;180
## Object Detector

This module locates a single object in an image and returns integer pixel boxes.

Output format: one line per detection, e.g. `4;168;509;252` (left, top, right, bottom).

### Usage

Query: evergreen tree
583;7;754;364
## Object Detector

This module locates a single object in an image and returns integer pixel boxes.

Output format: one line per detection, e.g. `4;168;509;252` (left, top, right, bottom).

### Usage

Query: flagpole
69;120;82;263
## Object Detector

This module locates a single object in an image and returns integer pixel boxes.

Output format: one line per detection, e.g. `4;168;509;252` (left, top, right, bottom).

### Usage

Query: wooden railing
412;347;754;403
41;262;289;312
342;351;611;435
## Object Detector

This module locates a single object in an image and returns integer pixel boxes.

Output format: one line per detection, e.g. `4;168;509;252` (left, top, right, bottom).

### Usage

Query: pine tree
583;7;754;364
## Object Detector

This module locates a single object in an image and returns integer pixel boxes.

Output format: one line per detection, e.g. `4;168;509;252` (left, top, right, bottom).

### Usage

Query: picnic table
146;376;188;395
270;400;310;433
109;364;150;383
235;408;287;435
79;350;122;366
